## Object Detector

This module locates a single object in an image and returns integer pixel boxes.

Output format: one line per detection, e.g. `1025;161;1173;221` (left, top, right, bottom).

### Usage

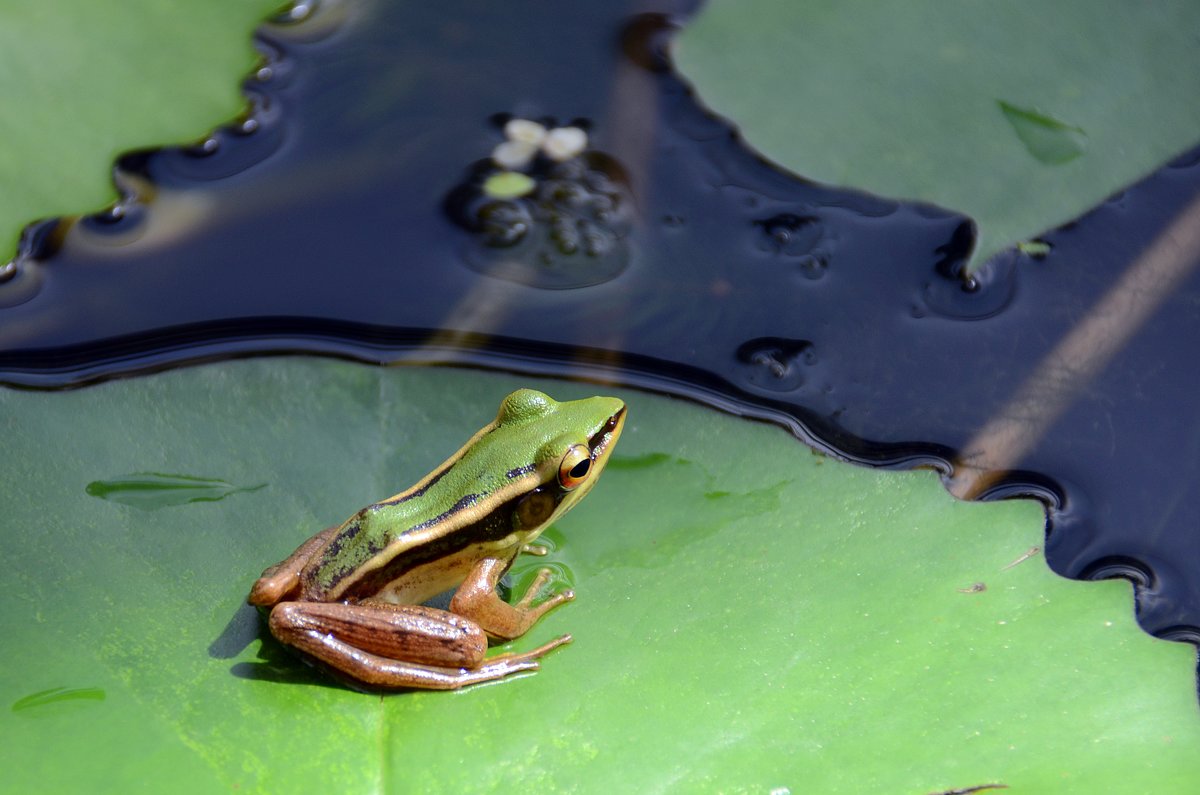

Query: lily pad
674;0;1200;263
0;0;275;253
1;358;1197;792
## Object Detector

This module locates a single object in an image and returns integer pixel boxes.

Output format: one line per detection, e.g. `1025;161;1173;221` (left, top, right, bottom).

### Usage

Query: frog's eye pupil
559;445;593;489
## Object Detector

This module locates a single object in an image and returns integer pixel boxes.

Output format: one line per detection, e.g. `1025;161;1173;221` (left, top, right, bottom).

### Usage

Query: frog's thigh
269;602;540;690
249;525;341;606
270;602;487;666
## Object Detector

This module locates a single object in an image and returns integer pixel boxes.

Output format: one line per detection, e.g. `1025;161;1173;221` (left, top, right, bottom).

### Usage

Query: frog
248;388;626;690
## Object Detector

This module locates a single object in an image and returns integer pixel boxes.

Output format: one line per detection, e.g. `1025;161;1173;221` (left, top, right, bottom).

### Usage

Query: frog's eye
558;444;593;490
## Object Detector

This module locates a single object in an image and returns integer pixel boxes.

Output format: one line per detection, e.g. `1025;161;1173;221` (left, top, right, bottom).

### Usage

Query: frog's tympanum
249;389;625;690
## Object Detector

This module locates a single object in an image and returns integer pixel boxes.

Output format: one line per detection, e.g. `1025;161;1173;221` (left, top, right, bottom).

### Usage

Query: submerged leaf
998;100;1088;164
85;472;266;510
11;686;106;712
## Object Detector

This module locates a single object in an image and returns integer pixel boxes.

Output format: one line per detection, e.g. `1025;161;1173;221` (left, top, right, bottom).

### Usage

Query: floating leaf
1;358;1197;792
482;170;536;199
0;0;276;252
675;0;1200;263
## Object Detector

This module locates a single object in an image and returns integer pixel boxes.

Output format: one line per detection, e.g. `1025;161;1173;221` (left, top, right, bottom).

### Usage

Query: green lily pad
0;0;275;253
674;0;1200;264
1;358;1197;792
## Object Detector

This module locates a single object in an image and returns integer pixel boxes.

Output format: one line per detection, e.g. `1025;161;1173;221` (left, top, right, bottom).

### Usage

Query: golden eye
558;444;593;490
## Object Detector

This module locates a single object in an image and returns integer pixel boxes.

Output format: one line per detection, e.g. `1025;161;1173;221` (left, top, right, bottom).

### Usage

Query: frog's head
496;389;626;540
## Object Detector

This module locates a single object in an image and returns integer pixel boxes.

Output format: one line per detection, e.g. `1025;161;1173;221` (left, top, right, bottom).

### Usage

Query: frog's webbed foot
514;567;575;611
268;601;568;690
451;558;574;641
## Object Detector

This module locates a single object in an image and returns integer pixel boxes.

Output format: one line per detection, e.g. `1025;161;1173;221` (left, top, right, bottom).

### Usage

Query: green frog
249;388;625;690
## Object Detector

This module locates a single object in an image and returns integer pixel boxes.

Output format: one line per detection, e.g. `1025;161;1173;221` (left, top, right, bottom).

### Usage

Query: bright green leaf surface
0;1;275;254
1;359;1197;792
674;0;1200;263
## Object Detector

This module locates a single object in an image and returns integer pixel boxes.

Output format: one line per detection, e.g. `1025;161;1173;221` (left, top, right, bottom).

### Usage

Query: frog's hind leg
268;601;570;690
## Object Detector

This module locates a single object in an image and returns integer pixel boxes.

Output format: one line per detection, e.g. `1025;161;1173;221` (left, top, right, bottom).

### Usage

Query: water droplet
0;259;42;308
754;213;823;257
286;1;314;22
921;252;1017;321
794;253;828;281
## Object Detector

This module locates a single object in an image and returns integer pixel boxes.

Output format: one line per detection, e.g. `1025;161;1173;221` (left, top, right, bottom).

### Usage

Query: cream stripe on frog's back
303;474;541;601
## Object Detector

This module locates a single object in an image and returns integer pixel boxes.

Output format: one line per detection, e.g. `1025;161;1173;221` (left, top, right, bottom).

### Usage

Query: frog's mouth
588;406;626;475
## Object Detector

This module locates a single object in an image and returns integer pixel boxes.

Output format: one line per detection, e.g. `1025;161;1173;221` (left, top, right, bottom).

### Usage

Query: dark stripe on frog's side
304;453;542;599
319;520;363;562
372;464;533;534
337;487;566;602
370;467;450;510
366;455;529;513
407;492;483;533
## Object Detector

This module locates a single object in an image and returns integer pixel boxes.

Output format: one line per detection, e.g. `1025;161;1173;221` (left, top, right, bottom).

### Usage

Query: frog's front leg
267;601;570;690
450;556;574;641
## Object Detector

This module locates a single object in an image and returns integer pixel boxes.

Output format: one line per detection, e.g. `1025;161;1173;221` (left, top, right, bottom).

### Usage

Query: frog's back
300;419;550;600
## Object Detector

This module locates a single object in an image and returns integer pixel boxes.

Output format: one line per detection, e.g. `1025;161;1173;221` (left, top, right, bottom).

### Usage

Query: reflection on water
2;0;1200;645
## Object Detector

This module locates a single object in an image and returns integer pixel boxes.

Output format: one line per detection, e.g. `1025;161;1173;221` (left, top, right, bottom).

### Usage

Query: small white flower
542;126;588;161
492;139;539;170
504;118;547;145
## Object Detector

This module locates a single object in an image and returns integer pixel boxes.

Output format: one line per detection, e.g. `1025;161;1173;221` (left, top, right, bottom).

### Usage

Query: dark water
2;0;1200;644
